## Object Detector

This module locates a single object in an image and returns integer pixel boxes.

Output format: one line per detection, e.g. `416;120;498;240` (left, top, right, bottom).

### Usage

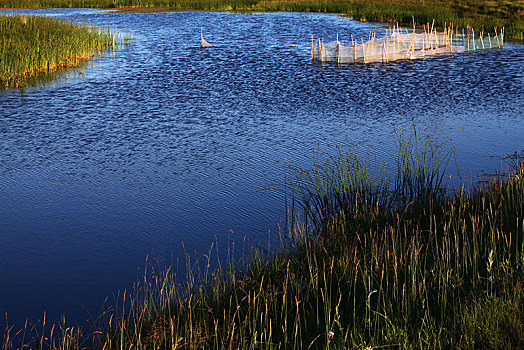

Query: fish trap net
312;24;504;64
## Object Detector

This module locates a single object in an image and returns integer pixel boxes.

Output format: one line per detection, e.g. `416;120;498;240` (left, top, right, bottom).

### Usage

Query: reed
3;122;523;349
0;14;129;88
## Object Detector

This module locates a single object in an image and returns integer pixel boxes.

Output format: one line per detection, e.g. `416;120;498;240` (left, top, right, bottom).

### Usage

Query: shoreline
1;0;522;39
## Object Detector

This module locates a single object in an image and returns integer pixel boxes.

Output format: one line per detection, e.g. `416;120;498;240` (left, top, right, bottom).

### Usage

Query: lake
0;9;523;329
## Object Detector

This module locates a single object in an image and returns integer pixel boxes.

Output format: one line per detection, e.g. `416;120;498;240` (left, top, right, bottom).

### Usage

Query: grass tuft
0;14;131;88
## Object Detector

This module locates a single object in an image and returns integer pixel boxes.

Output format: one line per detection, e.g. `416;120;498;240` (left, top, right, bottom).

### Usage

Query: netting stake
462;28;465;52
311;34;314;60
362;37;366;63
352;34;356;62
321;38;324;61
467;26;470;52
449;23;453;53
337;33;340;65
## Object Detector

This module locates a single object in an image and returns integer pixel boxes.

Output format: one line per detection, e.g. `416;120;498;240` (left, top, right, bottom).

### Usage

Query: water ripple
0;9;523;327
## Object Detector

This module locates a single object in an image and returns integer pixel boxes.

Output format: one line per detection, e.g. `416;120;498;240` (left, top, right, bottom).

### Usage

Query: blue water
0;9;523;329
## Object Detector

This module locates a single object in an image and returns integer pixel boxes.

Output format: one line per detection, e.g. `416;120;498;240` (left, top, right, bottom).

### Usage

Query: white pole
311;34;314;60
362;37;366;63
337;33;340;64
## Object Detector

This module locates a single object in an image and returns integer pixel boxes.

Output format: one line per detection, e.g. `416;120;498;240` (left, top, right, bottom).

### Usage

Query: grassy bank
3;123;523;349
0;14;126;88
1;0;523;39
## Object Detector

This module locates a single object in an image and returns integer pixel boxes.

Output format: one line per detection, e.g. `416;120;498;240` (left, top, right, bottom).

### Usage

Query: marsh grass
3;122;524;349
0;14;130;88
1;0;523;39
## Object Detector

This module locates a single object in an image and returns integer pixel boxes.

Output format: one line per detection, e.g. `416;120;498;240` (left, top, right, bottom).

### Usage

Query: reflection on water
0;9;523;327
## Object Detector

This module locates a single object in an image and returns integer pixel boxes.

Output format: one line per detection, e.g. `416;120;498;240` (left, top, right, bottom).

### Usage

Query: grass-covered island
0;14;125;88
1;0;523;39
3;124;523;348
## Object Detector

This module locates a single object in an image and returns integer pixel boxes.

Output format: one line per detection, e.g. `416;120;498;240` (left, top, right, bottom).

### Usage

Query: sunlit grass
1;0;523;38
0;14;130;88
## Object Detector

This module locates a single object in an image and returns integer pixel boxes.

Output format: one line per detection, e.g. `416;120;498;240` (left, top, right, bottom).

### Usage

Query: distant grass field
1;0;523;38
0;14;127;88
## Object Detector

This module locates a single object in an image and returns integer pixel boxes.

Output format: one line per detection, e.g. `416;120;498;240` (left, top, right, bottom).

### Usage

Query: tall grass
0;14;129;88
1;0;523;39
3;122;524;348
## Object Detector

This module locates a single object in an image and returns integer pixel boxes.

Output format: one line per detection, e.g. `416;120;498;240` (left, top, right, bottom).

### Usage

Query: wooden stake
362;37;366;63
488;33;492;49
422;33;425;57
403;28;409;51
456;25;458;48
450;23;453;53
462;28;465;51
311;34;314;60
396;27;400;54
337;33;340;65
353;34;356;62
321;37;324;61
467;27;470;52
422;23;429;50
366;36;371;62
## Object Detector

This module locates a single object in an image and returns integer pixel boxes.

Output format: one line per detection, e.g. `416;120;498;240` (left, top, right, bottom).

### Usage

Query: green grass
0;14;129;88
3;121;523;349
1;0;523;38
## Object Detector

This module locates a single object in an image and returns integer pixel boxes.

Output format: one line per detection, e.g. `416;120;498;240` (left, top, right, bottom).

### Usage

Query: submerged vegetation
1;0;523;39
3;123;523;348
0;14;128;88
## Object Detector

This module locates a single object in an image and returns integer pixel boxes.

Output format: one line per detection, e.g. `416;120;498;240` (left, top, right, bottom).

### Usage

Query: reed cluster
1;0;523;39
3;122;523;349
0;14;128;88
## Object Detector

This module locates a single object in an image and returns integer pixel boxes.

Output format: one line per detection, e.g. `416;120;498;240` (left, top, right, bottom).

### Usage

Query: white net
312;25;504;64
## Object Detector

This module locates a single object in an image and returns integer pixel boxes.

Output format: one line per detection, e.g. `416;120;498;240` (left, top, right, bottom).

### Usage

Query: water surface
1;9;523;328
